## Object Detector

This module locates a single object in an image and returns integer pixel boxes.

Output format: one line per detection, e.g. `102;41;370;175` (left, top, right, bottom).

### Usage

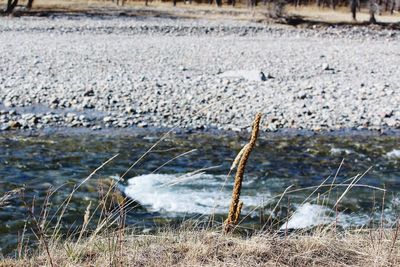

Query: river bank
1;228;399;266
1;16;400;133
1;13;399;265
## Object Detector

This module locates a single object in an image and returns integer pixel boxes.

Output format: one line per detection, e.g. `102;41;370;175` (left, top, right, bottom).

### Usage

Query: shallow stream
0;128;399;255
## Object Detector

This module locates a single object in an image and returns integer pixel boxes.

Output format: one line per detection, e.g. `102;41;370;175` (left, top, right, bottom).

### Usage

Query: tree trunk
390;0;395;14
331;0;336;9
369;0;377;23
116;0;125;6
5;0;18;14
173;0;177;6
369;12;377;23
248;0;256;7
350;0;357;20
27;0;34;9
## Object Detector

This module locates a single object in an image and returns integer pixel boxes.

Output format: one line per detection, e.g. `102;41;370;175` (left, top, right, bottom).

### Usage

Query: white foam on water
279;203;370;230
280;203;332;230
120;174;400;229
280;201;400;230
330;147;354;156
385;149;400;159
121;173;268;215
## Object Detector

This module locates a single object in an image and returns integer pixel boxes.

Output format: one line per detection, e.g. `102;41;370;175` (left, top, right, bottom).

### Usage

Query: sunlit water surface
0;129;399;255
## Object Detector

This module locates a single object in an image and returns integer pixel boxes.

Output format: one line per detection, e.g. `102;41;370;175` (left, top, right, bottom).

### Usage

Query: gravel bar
0;16;399;133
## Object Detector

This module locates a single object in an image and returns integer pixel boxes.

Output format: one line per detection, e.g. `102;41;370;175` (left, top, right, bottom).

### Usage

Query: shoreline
1;9;400;266
2;123;400;139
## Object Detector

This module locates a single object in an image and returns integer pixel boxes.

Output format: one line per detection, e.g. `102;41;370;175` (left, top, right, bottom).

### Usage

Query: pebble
0;16;399;133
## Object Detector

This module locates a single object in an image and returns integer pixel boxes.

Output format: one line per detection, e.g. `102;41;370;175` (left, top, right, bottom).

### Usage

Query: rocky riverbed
0;15;399;133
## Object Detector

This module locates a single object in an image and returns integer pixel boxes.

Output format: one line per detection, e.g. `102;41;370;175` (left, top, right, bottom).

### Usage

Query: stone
0;124;10;131
103;116;114;123
220;70;270;82
92;125;102;131
8;121;21;129
322;63;330;71
138;122;148;128
83;89;95;97
125;107;136;114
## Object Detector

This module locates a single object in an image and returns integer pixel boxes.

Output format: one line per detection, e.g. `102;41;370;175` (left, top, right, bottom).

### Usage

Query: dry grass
287;5;400;24
0;0;268;21
2;1;399;25
1;227;399;266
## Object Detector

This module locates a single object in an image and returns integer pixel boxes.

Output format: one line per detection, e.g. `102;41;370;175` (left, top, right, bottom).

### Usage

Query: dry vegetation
225;113;261;233
1;0;399;24
1;227;400;266
0;0;399;264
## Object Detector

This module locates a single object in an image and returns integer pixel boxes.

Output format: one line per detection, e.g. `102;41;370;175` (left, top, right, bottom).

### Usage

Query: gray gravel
0;16;399;133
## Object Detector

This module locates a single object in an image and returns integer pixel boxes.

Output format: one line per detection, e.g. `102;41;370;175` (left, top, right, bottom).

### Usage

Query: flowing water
0;128;400;255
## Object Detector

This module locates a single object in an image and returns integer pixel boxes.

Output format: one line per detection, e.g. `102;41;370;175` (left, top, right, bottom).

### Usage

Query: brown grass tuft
224;113;261;233
2;227;400;266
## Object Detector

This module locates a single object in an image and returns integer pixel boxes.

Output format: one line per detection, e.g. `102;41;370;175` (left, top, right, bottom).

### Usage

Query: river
0;128;399;255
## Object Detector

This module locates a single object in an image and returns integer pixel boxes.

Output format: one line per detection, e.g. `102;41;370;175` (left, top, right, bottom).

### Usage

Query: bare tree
5;0;18;14
331;0;337;9
350;0;358;20
270;0;287;17
390;0;396;14
114;0;125;6
27;0;34;9
248;0;257;8
369;0;378;23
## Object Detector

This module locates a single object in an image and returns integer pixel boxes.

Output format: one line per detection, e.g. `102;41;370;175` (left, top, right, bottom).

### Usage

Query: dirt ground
2;0;400;25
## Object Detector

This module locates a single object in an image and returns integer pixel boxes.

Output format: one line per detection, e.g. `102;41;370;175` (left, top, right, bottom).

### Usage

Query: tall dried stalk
224;113;262;233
